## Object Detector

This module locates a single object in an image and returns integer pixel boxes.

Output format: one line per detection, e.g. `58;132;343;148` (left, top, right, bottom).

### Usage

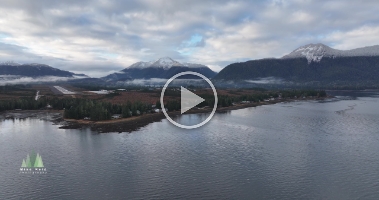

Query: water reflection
1;92;379;199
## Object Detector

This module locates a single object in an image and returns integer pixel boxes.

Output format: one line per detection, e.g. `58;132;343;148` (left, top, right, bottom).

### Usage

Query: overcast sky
0;0;379;77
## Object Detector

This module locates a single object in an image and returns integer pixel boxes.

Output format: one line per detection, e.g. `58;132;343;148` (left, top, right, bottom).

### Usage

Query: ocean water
1;91;379;199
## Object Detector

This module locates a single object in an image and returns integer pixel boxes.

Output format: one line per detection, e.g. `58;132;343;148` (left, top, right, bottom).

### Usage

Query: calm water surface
1;91;379;200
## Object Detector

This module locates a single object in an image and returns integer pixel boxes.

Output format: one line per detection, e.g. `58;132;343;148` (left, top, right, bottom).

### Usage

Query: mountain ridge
102;57;216;81
127;57;209;69
282;43;379;63
214;43;379;87
0;62;88;78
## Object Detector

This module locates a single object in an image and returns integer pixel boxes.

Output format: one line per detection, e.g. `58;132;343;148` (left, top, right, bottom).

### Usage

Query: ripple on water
1;92;379;199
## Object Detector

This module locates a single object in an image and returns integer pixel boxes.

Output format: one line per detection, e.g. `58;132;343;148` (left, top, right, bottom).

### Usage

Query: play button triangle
181;86;205;114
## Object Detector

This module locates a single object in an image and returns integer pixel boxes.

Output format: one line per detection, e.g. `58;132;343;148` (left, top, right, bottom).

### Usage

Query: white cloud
0;75;79;85
0;0;378;77
326;26;379;50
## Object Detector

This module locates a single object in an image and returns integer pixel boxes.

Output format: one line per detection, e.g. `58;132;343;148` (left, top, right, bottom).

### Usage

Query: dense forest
0;88;326;121
0;97;151;121
162;90;326;111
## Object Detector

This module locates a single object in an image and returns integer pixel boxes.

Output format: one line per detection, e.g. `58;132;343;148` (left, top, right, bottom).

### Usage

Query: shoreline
0;97;328;133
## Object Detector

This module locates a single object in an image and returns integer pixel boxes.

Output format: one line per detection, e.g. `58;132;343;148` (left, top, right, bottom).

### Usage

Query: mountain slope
214;44;379;85
215;56;379;82
0;62;87;77
102;57;216;81
282;43;379;63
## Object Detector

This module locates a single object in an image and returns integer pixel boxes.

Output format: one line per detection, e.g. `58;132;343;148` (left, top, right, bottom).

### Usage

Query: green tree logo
21;151;44;168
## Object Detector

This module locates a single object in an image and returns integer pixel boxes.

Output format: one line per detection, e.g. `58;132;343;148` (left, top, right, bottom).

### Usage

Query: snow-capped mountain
150;57;183;69
102;57;216;81
128;57;206;69
128;61;155;69
282;43;379;63
214;43;379;86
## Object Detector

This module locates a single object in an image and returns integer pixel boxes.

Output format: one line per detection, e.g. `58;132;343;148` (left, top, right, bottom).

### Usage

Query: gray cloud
0;0;379;77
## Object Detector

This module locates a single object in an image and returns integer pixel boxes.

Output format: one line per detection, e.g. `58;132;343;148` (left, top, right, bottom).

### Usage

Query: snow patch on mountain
282;43;379;63
151;57;183;69
0;61;21;66
128;57;206;69
128;61;154;69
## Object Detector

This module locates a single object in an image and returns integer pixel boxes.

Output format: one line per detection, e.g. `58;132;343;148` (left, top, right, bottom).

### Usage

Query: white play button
160;71;218;129
180;86;205;114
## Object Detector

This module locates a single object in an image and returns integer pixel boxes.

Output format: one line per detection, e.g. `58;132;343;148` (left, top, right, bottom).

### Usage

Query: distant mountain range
101;57;216;81
0;62;87;78
2;44;379;88
214;43;379;85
